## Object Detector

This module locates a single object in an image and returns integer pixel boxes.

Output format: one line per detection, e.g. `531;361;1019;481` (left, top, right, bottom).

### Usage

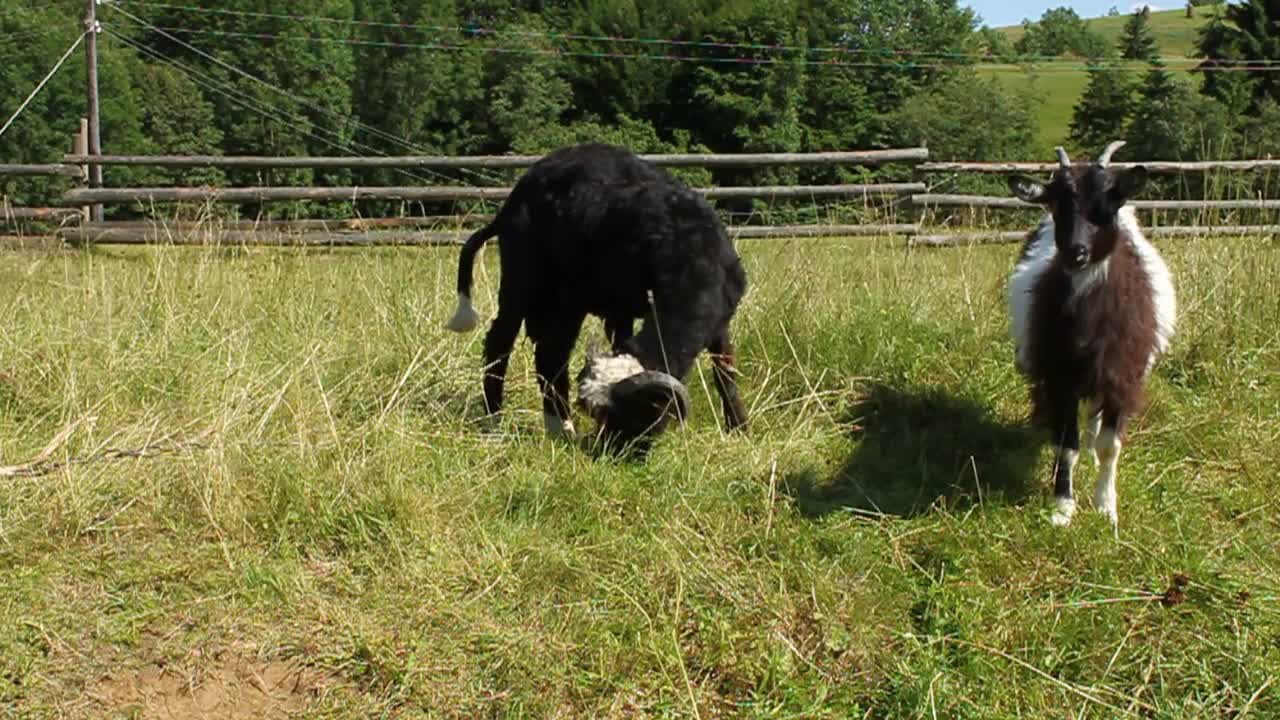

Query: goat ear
1109;166;1148;205
1008;175;1048;205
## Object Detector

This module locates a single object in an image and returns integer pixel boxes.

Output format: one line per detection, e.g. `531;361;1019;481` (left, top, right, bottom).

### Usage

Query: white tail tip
446;293;480;333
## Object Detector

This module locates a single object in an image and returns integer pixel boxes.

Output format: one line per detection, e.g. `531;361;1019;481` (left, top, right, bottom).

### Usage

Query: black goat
445;142;749;444
1007;141;1177;530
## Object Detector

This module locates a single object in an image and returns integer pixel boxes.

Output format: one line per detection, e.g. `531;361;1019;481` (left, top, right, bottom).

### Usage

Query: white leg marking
1083;407;1102;466
1093;428;1122;530
1050;448;1078;527
446;292;480;333
543;411;576;440
1051;497;1077;527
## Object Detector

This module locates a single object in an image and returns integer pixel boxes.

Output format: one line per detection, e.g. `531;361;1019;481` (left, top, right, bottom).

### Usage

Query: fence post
907;143;925;235
75;118;90;224
84;0;104;222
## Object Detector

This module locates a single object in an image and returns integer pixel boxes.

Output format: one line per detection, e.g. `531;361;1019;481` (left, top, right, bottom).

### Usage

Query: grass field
1000;6;1217;59
991;6;1220;153
2;232;1279;718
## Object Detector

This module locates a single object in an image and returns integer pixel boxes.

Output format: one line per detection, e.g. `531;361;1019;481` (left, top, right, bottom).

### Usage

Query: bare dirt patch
86;648;335;720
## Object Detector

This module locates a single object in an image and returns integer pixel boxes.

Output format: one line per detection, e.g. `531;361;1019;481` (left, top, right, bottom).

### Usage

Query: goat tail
445;222;498;333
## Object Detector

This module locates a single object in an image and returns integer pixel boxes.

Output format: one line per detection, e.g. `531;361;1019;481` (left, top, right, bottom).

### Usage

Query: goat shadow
784;383;1041;519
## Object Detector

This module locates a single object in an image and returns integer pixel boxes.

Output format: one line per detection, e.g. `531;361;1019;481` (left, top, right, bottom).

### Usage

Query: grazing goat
445;142;749;444
1006;141;1176;529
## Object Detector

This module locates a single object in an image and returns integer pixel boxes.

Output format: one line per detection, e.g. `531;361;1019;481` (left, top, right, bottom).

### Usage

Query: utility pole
85;0;103;222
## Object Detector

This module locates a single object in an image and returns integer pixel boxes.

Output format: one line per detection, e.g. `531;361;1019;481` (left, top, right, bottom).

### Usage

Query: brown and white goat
1006;141;1176;530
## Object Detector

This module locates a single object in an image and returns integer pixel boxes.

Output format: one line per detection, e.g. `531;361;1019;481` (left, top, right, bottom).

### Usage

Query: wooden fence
60;182;925;205
62;148;928;169
4;147;1280;247
0;164;83;178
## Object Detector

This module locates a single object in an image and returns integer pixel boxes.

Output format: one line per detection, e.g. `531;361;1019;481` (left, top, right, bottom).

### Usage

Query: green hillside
991;6;1219;154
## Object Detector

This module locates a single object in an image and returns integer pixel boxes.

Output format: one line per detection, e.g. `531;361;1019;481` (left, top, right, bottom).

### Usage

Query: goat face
1008;164;1148;273
576;343;690;447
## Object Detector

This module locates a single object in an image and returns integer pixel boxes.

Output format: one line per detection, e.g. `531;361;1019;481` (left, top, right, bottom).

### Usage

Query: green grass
989;68;1092;155
1;233;1278;717
992;6;1220;153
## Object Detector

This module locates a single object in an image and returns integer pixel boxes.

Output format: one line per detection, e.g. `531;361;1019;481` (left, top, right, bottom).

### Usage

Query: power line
108;0;1279;67
115;35;482;191
106;4;508;185
105;29;464;190
118;25;941;69
113;0;990;61
0;31;87;140
99;22;1280;73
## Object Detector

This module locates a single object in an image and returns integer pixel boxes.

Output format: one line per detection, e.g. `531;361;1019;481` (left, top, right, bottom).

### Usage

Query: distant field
1000;6;1218;58
2;233;1278;717
991;6;1219;153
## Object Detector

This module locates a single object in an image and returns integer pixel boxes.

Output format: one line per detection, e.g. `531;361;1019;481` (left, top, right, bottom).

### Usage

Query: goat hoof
542;413;577;441
1097;505;1119;532
1050;498;1076;527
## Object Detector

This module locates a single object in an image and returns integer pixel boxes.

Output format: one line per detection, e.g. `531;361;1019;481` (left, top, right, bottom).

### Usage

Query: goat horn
1098;140;1126;167
607;370;691;433
1054;146;1072;168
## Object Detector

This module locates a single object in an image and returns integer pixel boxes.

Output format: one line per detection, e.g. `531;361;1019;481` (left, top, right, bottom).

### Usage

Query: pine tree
1125;58;1185;160
1070;64;1136;154
1198;0;1280;112
1120;8;1158;61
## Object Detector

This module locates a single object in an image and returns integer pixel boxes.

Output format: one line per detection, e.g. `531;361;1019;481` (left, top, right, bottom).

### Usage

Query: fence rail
2;207;83;223
64;148;929;170
75;217;477;231
55;222;920;246
0;163;82;178
5;148;1280;247
919;159;1280;174
911;225;1280;247
44;222;1280;248
59;183;925;206
912;194;1280;211
55;228;465;246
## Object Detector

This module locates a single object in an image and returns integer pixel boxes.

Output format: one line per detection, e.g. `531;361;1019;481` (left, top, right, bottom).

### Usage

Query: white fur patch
1093;427;1121;529
1008;218;1056;374
1069;256;1109;307
446;292;480;333
577;353;644;415
1051;496;1077;527
1083;404;1102;466
1120;208;1177;372
1051;447;1079;527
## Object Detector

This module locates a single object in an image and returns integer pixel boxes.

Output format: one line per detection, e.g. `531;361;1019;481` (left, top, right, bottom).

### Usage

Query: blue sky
964;1;1158;28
